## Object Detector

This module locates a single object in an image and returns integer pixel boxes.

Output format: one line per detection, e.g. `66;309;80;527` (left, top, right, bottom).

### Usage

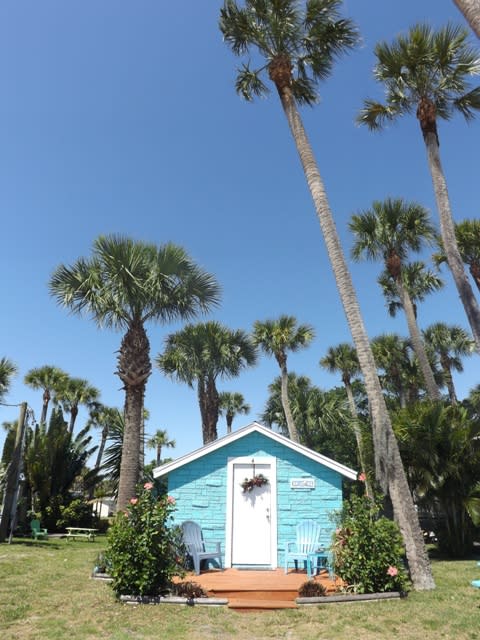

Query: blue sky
1;0;479;462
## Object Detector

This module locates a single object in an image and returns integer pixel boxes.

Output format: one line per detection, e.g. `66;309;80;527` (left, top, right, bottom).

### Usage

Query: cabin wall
168;432;343;565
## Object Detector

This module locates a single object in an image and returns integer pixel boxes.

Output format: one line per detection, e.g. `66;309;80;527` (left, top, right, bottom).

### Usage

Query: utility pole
0;402;27;542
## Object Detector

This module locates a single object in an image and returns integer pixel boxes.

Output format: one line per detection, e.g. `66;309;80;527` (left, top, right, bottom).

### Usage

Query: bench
66;527;98;541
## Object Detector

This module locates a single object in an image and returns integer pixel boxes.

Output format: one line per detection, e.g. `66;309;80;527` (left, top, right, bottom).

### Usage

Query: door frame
225;456;278;569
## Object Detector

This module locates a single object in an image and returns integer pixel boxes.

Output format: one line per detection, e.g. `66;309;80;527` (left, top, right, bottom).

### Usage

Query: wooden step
228;598;298;611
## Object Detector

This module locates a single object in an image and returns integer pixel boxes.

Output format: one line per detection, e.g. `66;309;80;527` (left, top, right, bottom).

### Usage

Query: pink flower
130;498;138;505
167;496;176;505
358;472;366;482
144;482;154;490
387;566;398;577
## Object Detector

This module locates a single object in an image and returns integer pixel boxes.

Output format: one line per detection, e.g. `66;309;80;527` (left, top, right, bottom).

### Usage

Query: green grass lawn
1;537;479;640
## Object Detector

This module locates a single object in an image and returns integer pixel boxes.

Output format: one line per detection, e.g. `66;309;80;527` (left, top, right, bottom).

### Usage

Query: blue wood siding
168;432;342;565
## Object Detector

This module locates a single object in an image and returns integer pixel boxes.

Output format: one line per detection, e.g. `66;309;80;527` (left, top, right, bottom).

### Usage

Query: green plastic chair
30;519;48;540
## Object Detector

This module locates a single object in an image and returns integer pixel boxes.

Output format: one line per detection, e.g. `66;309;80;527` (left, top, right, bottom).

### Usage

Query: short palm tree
0;357;18;402
56;377;100;435
435;219;480;293
350;198;441;400
146;429;176;466
358;23;480;353
252;316;314;442
220;0;434;588
218;391;250;434
49;235;220;510
452;0;480;38
378;261;444;319
24;365;68;426
157;321;257;444
423;322;475;404
320;342;370;493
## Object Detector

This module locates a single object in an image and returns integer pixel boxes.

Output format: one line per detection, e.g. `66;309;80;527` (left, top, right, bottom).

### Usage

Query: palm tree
358;23;480;354
24;365;68;426
85;404;118;472
157;321;257;444
220;0;434;589
452;0;480;38
49;235;220;511
350;198;441;400
371;333;425;408
218;391;250;434
252;316;314;442
261;373;357;468
146;429;176;466
56;377;100;435
0;357;18;402
378;261;444;320
320;343;371;492
435;219;480;293
423;322;475;404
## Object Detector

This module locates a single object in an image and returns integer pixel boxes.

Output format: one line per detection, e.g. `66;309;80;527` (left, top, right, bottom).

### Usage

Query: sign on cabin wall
290;478;316;490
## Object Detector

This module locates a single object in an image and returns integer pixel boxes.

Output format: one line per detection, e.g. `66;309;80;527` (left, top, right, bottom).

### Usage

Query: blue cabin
153;422;357;569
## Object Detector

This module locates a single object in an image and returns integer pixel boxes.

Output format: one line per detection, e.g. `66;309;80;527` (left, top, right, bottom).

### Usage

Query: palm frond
235;63;270;100
357;99;400;130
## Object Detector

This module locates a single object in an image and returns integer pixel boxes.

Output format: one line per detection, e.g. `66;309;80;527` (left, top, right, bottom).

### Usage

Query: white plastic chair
181;520;223;575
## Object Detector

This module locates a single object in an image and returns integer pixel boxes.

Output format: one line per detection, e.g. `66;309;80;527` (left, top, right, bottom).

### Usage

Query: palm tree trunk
274;80;435;590
423;129;480;354
156;443;162;466
452;0;480;38
197;377;219;444
117;388;143;510
41;390;50;426
279;359;299;442
395;278;441;400
442;361;458;404
116;320;151;511
68;405;78;435
226;413;233;434
344;381;372;497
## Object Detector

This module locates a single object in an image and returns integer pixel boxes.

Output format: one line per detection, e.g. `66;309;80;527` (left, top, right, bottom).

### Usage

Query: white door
227;458;277;567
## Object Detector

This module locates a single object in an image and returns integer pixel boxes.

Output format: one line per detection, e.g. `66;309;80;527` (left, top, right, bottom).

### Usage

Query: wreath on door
240;460;269;493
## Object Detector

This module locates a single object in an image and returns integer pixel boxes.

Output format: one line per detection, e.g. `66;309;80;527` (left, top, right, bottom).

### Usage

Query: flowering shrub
332;494;408;594
106;484;185;597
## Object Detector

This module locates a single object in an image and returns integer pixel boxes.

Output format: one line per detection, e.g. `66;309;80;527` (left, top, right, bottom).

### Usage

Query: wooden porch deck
175;567;338;611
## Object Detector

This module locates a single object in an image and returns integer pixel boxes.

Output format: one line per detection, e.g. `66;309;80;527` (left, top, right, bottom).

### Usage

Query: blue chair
284;520;322;575
181;520;223;575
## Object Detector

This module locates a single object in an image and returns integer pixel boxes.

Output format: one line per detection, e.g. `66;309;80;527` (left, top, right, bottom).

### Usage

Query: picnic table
65;527;98;541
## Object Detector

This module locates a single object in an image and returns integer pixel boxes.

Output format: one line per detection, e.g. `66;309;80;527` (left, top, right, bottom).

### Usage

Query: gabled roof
153;421;357;480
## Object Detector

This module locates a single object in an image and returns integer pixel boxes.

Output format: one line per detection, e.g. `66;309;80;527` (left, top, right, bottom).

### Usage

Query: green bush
57;497;95;529
333;494;408;594
106;483;185;597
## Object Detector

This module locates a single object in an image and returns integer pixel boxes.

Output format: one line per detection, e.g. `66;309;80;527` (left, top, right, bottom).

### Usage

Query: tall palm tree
49;235;220;510
252;316;314;442
157;321;257;444
56;377;100;435
0;357;18;402
24;365;68;426
358;23;480;354
146;429;176;466
218;391;250;434
378;261;444;320
423;322;475;404
320;342;371;493
435;219;480;293
220;0;434;589
350;198;441;400
371;334;423;408
452;0;480;38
